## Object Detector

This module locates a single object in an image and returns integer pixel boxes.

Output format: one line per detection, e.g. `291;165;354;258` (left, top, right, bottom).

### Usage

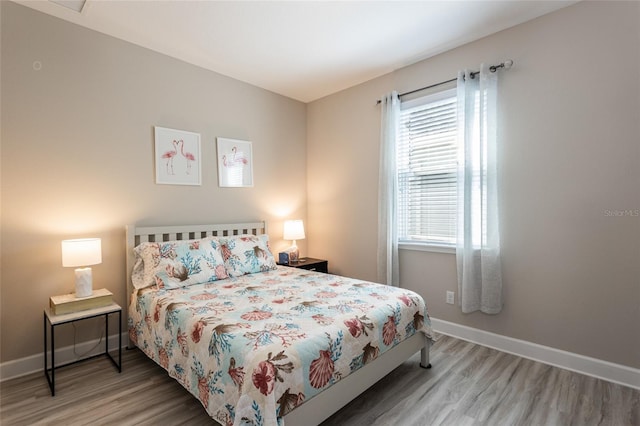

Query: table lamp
283;220;305;263
61;238;102;298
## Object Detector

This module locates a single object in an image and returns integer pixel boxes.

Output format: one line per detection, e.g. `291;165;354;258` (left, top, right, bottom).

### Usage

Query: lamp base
74;267;93;298
287;246;300;264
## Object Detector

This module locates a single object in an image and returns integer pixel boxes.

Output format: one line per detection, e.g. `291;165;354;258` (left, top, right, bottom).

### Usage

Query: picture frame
217;137;254;187
154;126;202;186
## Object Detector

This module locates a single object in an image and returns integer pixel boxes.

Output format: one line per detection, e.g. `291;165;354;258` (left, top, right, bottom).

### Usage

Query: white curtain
377;91;400;286
456;65;503;314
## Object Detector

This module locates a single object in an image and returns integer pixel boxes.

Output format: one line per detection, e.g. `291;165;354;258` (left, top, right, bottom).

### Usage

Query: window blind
398;89;457;245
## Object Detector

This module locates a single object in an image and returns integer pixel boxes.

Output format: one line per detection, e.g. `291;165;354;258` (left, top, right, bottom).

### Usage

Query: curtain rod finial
504;59;514;69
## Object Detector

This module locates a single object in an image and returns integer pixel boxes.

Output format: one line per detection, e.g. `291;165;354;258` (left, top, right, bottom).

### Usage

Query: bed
125;221;433;426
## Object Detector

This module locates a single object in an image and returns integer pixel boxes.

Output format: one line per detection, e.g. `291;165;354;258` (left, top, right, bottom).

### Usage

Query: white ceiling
17;0;576;103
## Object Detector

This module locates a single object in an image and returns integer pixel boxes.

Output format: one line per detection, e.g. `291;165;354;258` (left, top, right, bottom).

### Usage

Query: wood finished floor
1;334;638;426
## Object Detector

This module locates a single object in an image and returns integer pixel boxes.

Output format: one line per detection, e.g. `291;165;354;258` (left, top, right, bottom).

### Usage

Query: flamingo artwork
217;138;253;187
179;139;196;175
161;140;179;175
155;127;202;185
231;146;248;165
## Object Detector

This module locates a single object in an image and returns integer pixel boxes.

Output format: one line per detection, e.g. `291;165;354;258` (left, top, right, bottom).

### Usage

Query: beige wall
0;2;307;362
2;1;638;372
308;1;640;368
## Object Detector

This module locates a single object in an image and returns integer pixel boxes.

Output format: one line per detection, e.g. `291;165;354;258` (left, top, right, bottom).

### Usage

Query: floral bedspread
129;266;433;426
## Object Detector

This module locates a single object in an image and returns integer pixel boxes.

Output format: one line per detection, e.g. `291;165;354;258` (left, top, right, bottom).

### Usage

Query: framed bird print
154;126;202;185
217;137;254;187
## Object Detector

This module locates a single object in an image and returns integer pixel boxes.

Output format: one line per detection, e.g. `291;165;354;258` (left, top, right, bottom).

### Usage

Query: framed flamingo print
154;126;201;185
217;137;254;187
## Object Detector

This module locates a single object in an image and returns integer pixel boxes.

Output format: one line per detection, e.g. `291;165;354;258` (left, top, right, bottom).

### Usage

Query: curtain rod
376;59;513;105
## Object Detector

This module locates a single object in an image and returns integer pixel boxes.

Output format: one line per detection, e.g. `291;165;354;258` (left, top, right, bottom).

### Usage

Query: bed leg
419;343;432;369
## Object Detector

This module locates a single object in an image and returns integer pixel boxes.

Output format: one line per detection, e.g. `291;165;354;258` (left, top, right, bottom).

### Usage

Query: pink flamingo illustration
161;140;179;175
179;139;196;175
231;146;248;165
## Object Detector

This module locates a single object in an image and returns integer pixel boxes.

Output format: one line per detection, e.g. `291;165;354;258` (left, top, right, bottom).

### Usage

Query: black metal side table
44;303;122;396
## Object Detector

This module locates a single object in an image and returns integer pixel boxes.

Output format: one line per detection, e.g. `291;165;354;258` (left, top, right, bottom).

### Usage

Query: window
397;89;457;247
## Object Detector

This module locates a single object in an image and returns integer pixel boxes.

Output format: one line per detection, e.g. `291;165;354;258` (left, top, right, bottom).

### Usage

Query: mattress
129;266;433;426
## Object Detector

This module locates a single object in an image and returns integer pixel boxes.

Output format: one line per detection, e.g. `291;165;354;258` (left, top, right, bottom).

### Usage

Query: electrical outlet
446;291;455;305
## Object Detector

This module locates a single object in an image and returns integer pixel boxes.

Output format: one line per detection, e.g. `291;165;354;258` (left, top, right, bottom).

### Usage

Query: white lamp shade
283;220;305;241
61;238;102;267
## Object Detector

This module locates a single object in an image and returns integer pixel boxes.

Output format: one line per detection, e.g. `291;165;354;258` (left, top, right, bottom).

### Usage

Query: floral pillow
218;234;278;277
132;238;228;289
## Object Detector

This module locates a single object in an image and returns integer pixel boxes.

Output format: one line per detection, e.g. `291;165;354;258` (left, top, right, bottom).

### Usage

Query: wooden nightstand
278;257;328;273
44;303;122;396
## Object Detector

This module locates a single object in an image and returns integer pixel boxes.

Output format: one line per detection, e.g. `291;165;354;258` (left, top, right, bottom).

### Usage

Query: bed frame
125;221;430;426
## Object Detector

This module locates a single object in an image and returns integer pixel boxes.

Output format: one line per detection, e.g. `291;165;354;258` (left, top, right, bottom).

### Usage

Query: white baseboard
0;333;127;382
431;317;640;390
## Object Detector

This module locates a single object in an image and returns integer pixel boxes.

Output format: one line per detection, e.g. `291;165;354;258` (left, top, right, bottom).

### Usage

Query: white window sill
399;241;456;254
